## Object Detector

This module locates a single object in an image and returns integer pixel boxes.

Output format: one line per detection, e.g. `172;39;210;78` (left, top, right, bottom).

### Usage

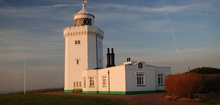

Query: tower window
76;60;79;64
76;58;80;65
75;40;80;45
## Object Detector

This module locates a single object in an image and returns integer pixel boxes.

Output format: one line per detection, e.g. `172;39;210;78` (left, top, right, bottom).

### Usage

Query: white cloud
93;3;205;13
0;3;76;13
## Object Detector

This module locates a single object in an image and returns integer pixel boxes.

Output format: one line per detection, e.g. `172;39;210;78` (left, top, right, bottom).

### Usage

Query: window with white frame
73;82;81;88
83;77;86;87
89;77;95;87
137;73;145;85
102;76;107;87
79;82;81;87
158;74;164;86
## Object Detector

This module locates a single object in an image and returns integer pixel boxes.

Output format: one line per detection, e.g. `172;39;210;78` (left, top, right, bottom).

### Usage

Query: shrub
200;74;220;92
189;67;220;74
165;73;202;98
165;73;220;99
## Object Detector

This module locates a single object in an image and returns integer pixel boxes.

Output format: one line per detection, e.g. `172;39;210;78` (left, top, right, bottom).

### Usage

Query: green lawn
0;93;125;105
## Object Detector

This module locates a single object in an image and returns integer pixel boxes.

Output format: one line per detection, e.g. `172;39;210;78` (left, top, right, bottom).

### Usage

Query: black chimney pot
111;48;115;66
106;48;111;67
106;48;116;67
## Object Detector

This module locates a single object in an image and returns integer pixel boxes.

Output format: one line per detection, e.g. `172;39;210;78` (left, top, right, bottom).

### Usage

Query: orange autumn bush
165;73;202;98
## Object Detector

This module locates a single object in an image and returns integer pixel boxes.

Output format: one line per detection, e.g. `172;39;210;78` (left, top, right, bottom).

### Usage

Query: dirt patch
42;91;204;105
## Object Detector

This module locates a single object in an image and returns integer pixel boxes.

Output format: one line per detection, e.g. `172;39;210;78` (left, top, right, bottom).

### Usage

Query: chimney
106;48;110;67
111;48;115;66
106;48;116;67
127;57;131;62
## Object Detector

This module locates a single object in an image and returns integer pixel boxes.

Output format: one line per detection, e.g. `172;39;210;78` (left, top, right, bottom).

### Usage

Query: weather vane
82;0;87;9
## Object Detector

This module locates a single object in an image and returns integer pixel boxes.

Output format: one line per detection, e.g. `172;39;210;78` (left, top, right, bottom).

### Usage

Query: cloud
92;3;206;13
0;2;77;13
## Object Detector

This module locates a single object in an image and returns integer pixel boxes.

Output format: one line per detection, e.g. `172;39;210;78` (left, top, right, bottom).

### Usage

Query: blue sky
0;0;220;93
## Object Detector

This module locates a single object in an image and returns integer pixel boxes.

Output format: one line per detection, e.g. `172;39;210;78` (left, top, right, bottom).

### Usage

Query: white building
63;1;171;94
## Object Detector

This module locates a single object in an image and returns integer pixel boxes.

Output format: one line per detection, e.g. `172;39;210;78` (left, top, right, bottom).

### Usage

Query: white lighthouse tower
63;0;104;92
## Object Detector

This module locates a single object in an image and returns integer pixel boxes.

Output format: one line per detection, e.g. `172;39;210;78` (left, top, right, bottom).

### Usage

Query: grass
1;88;219;105
0;89;125;105
0;94;125;105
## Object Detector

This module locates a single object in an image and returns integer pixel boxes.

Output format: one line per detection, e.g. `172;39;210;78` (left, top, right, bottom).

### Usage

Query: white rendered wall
155;67;171;90
87;26;104;69
107;66;126;92
64;25;103;91
125;64;156;92
82;61;171;94
82;65;126;93
64;37;71;90
82;69;98;92
96;37;103;68
64;26;88;90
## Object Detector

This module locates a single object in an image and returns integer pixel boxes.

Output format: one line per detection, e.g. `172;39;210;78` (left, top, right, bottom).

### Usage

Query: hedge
165;73;220;98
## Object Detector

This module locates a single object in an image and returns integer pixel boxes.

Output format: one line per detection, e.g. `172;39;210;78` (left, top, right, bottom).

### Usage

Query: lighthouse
63;1;171;94
63;0;104;92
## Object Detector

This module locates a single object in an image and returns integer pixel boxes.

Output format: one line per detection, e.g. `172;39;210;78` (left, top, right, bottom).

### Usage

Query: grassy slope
0;89;125;105
0;93;125;105
1;88;219;105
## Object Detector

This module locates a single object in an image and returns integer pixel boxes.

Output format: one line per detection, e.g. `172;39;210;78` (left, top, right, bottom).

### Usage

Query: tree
189;67;220;74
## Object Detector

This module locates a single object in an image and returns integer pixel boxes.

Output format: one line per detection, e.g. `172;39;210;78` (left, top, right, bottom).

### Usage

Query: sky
0;0;220;93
